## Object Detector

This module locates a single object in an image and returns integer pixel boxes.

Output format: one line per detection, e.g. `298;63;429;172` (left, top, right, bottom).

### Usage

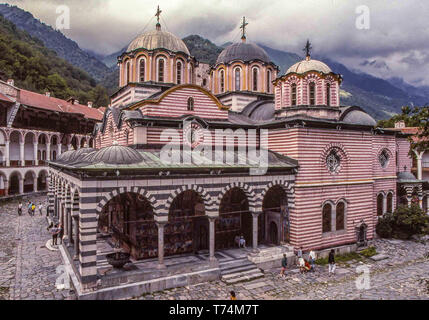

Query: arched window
52;150;56;161
377;193;384;216
387;192;393;213
187;97;194;111
309;82;315;105
42;150;46;160
291;83;297;106
235;68;241;91
126;61;131;84
336;202;345;230
139;58;145;82
267;70;271;93
326;83;331;106
252;68;258;91
322;203;332;233
158;58;165;82
219;70;225;93
176;61;182;84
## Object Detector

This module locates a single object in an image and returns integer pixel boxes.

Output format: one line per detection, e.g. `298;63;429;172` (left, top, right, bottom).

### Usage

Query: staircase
219;257;264;284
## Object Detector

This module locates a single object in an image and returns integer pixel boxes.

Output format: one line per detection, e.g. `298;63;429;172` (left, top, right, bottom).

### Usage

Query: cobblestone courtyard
0;195;428;300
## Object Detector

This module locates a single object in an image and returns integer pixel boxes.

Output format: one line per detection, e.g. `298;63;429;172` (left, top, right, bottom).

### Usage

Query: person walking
50;224;59;246
27;202;32;216
296;246;303;258
309;249;316;272
280;253;288;277
328;249;336;276
57;223;64;244
18;202;22;216
31;203;36;216
38;203;43;216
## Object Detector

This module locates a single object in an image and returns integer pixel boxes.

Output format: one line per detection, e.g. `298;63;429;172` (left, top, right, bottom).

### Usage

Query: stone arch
96;186;158;215
259;180;295;211
166;184;215;216
217;182;256;213
9;170;22;195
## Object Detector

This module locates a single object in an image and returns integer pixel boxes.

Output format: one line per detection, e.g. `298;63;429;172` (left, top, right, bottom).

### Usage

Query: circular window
326;148;341;173
379;149;390;168
184;122;204;148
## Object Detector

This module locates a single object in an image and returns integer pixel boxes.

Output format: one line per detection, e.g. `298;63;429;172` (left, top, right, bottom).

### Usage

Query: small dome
287;58;332;74
55;150;75;164
68;148;97;163
85;142;143;165
216;42;270;65
397;171;418;181
127;29;190;55
342;110;376;126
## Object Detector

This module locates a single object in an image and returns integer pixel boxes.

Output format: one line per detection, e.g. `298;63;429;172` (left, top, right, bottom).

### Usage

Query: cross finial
155;5;162;30
303;39;312;60
240;16;248;42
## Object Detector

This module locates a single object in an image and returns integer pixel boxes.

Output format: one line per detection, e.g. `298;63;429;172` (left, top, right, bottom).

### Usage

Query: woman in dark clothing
328;249;336;276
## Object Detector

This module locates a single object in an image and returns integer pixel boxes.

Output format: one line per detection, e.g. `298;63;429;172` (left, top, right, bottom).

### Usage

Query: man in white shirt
309;250;316;272
38;203;43;216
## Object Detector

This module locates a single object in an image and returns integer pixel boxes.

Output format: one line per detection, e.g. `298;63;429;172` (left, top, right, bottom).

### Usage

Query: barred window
291;83;297;106
326;148;341;173
322;203;332;233
379;149;390;168
336;202;345;230
309;82;315;105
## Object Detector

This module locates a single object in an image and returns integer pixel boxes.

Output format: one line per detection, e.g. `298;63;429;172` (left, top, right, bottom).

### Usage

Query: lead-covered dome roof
216;42;271;65
287;58;332;74
127;29;190;55
83;142;143;165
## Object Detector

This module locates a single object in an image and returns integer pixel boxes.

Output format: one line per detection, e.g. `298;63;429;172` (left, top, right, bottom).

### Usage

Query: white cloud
4;0;429;85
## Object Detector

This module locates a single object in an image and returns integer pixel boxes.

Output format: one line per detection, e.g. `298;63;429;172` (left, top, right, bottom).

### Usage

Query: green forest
0;14;109;107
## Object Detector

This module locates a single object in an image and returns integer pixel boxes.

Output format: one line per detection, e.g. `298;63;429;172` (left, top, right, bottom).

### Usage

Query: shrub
360;246;377;258
376;204;429;239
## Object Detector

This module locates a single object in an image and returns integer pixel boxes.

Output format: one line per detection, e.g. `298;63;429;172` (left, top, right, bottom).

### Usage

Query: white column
33;177;38;192
18;178;23;194
426;196;429;215
252;212;259;250
19;142;24;166
4;180;8;196
414;150;424;181
209;217;216;262
33;142;38;166
57;144;62;157
383;195;387;214
67;144;72;151
46;142;51;161
156;222;166;269
5;140;10;166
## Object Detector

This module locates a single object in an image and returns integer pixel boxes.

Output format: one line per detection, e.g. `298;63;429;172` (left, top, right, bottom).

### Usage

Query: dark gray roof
228;100;275;125
67;148;97;164
83;143;143;165
339;106;376;126
397;171;421;183
217;42;271;64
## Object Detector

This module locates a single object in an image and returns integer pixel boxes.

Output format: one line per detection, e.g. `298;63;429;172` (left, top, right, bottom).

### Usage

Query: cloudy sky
4;0;429;86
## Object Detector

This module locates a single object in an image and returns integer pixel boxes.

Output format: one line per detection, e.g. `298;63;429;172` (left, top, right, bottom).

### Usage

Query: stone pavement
0;195;428;300
0;195;74;300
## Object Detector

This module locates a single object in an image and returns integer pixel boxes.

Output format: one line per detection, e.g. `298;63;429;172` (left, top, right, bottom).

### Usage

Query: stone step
222;270;264;284
219;258;252;269
220;263;257;275
221;268;264;280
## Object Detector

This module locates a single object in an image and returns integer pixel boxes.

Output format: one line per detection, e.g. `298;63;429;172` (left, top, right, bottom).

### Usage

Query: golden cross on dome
155;5;162;24
240;16;248;41
303;39;312;59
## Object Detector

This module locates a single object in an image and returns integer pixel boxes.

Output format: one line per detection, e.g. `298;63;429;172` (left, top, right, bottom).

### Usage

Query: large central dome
216;42;270;65
127;29;190;55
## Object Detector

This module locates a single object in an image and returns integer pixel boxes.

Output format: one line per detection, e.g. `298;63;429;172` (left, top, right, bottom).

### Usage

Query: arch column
414;150;424;181
252;212;260;250
33;176;38;192
19;142;24;166
383;194;387;214
33;141;38;165
5;140;10;166
18;177;23;194
57;143;61;157
4;180;8;196
155;217;167;269
46;142;51;161
426;195;429;215
208;216;216;262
